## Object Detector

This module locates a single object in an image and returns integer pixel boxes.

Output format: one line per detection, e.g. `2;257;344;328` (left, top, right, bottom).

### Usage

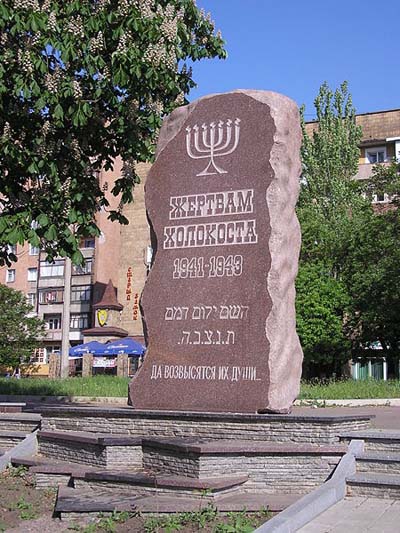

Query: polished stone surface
129;90;303;413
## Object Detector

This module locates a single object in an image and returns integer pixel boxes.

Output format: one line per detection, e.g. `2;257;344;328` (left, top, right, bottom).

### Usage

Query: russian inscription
129;90;303;414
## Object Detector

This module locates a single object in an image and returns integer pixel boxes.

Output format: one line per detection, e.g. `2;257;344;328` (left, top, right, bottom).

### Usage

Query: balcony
354;162;391;182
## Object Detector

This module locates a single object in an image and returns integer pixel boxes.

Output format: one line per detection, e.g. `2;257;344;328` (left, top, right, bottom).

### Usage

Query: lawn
1;375;400;400
0;375;129;398
300;378;400;400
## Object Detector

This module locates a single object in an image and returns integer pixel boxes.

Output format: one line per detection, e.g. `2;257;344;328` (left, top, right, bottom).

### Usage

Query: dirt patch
0;466;79;532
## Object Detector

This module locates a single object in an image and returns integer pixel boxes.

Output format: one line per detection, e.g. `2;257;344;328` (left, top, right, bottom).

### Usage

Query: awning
102;338;145;356
68;341;106;357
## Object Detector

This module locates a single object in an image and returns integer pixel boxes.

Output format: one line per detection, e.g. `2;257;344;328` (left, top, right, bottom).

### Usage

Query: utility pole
60;257;72;378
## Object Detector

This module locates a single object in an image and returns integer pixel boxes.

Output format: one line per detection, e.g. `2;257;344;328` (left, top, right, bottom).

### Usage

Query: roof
82;326;128;338
305;108;400;144
93;279;123;311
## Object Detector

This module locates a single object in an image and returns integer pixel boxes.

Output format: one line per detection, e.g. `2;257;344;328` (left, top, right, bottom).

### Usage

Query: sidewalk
292;405;400;430
297;497;400;533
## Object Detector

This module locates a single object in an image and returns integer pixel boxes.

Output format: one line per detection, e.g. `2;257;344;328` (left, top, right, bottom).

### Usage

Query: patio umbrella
102;338;145;356
69;341;106;357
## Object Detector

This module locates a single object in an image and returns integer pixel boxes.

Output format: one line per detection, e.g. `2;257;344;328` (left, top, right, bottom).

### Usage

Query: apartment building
305;108;400;203
1;109;399;371
0;159;151;369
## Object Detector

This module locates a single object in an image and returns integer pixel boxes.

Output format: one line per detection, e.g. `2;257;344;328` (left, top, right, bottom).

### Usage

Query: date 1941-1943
173;255;243;279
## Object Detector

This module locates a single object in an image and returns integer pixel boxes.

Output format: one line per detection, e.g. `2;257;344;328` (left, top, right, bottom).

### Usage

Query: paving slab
298;497;397;532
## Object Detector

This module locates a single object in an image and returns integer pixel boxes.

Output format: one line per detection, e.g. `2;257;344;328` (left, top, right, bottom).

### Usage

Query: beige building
306;108;400;204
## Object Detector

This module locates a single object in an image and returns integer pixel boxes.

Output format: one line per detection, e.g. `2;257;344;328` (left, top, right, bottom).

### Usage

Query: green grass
1;375;400;400
0;375;129;397
300;378;400;400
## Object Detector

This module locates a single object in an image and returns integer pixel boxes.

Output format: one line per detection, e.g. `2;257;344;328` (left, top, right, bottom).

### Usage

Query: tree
364;159;400;208
296;262;350;377
0;0;226;266
296;81;366;373
0;284;45;371
344;164;400;361
299;82;365;267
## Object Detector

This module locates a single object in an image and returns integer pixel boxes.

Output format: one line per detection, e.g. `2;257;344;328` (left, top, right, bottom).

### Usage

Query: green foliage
144;505;271;532
364;159;400;207
344;208;400;358
296;262;350;374
300;379;400;400
0;0;226;265
297;82;367;373
299;81;365;269
0;375;129;396
0;284;44;370
6;465;29;478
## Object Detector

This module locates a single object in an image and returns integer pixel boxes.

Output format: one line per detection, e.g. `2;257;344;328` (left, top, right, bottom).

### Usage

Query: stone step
340;429;400;452
55;486;300;518
0;413;41;433
0;403;26;413
347;472;400;499
0;430;29;449
11;454;126;489
38;430;142;470
77;470;249;500
142;437;346;493
356;451;400;475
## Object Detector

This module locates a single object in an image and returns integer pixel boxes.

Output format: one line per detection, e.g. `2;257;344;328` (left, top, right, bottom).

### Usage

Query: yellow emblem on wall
97;309;108;327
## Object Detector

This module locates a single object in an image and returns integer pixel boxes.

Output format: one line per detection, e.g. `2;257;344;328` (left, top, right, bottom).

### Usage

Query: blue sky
190;1;398;118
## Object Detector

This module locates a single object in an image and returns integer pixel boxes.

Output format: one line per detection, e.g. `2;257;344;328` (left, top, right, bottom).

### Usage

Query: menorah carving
186;118;241;176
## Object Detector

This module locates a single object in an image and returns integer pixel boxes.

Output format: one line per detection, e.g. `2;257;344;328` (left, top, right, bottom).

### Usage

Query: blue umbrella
102;338;145;356
69;341;106;357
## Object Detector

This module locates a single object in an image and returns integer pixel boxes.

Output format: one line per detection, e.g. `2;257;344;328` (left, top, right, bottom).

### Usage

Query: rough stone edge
0;430;38;473
254;439;364;533
236;90;303;413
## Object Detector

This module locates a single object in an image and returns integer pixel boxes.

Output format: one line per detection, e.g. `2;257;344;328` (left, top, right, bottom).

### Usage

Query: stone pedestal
48;353;61;379
117;354;129;377
82;354;94;378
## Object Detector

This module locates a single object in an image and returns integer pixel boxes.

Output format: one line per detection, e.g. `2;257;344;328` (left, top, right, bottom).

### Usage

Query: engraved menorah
186;118;241;176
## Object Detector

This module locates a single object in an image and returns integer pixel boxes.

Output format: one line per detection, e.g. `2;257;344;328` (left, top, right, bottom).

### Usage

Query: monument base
35;405;373;445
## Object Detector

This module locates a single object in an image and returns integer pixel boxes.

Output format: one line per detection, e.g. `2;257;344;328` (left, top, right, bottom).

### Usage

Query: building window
366;147;386;164
70;313;90;330
81;238;95;249
6;269;15;283
27;293;36;308
44;314;61;330
27;267;38;282
7;244;17;254
71;285;92;303
29;244;40;255
38;288;64;304
31;346;60;364
40;260;64;278
45;345;61;357
373;192;388;204
72;259;93;275
31;348;47;364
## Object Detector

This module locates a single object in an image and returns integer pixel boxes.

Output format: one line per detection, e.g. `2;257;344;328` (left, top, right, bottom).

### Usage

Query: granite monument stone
129;90;303;413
